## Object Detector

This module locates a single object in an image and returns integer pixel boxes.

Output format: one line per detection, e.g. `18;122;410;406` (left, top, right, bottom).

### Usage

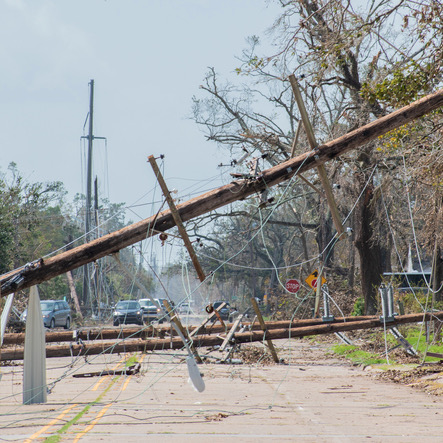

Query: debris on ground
233;345;276;365
72;363;141;378
205;412;229;421
374;364;443;396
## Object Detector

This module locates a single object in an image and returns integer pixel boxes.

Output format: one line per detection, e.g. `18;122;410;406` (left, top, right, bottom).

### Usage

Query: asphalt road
0;338;442;442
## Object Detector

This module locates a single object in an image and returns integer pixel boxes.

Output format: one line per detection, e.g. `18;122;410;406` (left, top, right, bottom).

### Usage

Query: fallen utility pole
2;89;443;296
1;315;380;346
2;311;442;361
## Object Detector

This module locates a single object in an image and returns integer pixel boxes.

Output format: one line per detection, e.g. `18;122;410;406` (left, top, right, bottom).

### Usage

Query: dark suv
113;300;143;326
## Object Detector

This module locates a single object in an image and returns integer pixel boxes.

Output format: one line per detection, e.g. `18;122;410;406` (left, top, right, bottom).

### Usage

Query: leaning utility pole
148;155;206;282
2;89;443;296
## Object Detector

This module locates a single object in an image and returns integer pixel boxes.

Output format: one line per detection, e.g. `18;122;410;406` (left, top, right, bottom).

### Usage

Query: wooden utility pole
251;298;279;363
4;311;443;362
2;315;379;346
148;155;206;282
289;74;344;238
2;89;443;296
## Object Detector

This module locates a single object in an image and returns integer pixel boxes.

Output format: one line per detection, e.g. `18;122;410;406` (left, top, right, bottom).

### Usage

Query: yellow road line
91;374;109;391
121;375;132;391
23;403;78;442
72;403;112;443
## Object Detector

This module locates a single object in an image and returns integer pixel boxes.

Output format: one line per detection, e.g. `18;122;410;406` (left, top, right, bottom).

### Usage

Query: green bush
351;297;365;316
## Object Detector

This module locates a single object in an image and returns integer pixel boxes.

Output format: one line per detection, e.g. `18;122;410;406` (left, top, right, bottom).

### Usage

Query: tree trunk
66;271;82;319
316;207;334;267
354;179;383;315
432;245;443;303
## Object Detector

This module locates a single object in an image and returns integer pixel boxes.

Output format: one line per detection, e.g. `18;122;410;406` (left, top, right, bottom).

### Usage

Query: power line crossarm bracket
148;155;206;283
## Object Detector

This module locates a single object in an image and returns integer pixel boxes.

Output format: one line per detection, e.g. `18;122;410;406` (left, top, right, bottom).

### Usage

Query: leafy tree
192;0;443;314
0;163;67;273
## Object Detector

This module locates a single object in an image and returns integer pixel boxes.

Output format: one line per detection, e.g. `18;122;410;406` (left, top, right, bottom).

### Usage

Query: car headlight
114;311;121;316
137;311;141;315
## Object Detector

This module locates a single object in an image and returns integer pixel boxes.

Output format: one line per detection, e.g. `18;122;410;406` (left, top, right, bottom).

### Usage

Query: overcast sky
1;0;282;224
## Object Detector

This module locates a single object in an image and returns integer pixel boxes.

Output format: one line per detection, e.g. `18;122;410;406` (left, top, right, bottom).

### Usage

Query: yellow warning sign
305;269;326;289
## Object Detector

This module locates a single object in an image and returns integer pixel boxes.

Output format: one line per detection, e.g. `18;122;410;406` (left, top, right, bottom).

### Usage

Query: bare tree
192;0;443;314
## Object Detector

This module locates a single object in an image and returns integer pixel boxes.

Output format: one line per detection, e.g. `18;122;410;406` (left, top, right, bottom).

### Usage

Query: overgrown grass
332;344;388;365
331;325;443;366
404;326;443;362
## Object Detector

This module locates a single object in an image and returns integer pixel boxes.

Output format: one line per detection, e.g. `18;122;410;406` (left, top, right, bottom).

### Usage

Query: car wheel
50;318;55;329
113;319;120;327
64;317;71;330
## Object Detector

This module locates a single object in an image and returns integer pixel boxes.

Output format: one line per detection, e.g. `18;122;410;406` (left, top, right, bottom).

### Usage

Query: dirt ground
0;337;442;442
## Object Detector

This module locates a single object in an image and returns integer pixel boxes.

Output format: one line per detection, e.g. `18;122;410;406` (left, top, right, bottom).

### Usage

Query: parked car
113;300;143;326
21;300;71;329
138;298;161;323
179;302;191;315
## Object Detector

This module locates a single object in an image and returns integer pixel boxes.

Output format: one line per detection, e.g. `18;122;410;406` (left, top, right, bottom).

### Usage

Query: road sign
305;270;326;289
285;279;300;294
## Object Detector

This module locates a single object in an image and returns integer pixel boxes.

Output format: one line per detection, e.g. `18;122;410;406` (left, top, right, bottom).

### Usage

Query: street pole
83;79;94;310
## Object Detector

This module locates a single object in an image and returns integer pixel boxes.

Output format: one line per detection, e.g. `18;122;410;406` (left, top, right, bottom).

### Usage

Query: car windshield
116;301;139;310
213;301;228;309
40;301;55;311
139;300;154;308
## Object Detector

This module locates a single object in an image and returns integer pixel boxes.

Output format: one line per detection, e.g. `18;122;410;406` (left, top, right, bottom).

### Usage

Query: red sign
285;279;300;294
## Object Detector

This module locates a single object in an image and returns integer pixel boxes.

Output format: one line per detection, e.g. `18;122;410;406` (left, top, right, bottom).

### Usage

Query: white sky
1;0;282;223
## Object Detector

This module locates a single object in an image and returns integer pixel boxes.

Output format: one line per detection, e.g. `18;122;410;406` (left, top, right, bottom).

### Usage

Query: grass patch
404;326;443;362
332;344;387;365
124;354;139;367
332;325;443;366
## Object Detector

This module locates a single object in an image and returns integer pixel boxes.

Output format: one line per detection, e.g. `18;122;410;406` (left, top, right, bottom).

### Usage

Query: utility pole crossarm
2;88;443;296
